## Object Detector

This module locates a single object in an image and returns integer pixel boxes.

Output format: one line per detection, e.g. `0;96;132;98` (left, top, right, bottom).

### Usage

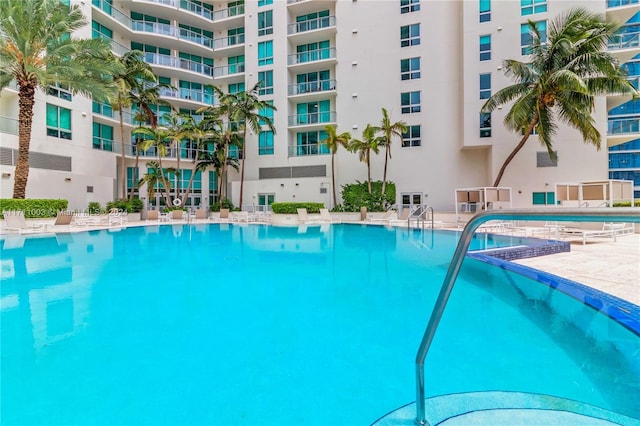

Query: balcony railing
181;0;213;20
213;34;245;50
288;15;336;35
607;0;639;7
94;135;208;158
0;116;18;135
178;89;216;105
608;31;640;50
143;53;214;77
287;144;330;157
608;117;640;134
212;4;245;21
288;47;336;65
288;111;336;126
288;79;336;96
213;63;245;78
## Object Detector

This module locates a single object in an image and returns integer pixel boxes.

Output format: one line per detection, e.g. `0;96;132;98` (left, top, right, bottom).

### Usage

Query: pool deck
2;214;639;307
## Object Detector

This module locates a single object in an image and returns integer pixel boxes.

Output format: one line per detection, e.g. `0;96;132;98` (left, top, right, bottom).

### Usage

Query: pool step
372;391;639;426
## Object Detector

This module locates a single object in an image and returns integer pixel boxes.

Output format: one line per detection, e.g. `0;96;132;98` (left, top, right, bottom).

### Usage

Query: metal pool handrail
414;207;640;425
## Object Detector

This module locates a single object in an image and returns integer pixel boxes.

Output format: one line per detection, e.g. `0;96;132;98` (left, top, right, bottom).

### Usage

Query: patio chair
319;208;335;223
297;208;320;224
48;210;74;231
3;210;46;234
368;210;396;224
108;208;125;226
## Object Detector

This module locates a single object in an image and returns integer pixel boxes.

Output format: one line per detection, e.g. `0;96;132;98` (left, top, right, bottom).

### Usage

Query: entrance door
401;192;423;213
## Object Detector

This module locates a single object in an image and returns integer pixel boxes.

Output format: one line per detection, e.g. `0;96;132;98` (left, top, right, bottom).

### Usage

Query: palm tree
132;126;174;206
0;0;123;198
320;125;351;208
178;115;217;206
348;124;382;193
227;82;276;209
162;111;192;203
127;81;174;200
482;8;637;187
378;108;407;196
109;50;156;199
138;161;175;207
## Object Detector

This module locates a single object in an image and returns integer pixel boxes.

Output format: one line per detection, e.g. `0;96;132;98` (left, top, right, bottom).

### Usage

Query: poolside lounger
108;208;126;226
232;211;250;223
3;210;47;234
558;222;619;245
367;210;397;224
297;208;320;224
47;211;74;231
319;208;336;223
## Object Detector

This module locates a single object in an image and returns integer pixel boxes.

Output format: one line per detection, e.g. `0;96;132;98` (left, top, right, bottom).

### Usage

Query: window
400;0;420;13
532;192;555;205
258;0;272;6
208;170;218;206
48;83;72;101
228;55;245;74
258;10;273;36
258;71;273;95
480;35;491;61
180;0;213;20
295;70;332;94
259;131;274;155
521;20;546;55
401;91;421;114
227;1;244;16
179;24;213;48
227;27;245;46
402;125;421;147
91;20;112;40
479;0;490;22
295;130;330;156
258;193;275;206
479;73;491;99
93;122;113;151
178;51;214;75
296;40;331;63
294;10;331;33
259;100;275;126
521;0;547;16
400;57;421;80
228;82;245;94
127;167;139;193
46;104;71;139
93;101;113;118
536;151;558;167
480;112;491;138
296;100;331;124
258;40;273;66
401;24;420;47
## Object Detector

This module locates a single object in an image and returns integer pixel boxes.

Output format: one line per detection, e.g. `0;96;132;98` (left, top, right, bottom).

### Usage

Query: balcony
288;144;330;157
213;63;245;79
0;116;18;135
288;16;336;44
608;76;639;110
288;47;336;71
288;79;336;98
159;87;216;105
608;31;640;63
607;0;640;25
143;53;214;77
212;34;245;53
287;0;332;16
607;117;640;147
288;111;336;127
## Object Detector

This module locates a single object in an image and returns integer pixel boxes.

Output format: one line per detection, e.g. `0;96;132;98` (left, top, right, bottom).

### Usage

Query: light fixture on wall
64;177;72;182
295;183;299;187
280;183;284;187
1;173;10;178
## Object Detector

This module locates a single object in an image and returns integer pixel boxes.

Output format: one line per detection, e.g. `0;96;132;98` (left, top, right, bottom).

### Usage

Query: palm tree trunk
366;150;372;193
157;156;172;207
129;133;141;200
239;129;247;210
181;143;199;205
175;140;181;203
381;145;390;195
331;152;337;208
13;82;36;199
493;116;538;187
119;111;126;199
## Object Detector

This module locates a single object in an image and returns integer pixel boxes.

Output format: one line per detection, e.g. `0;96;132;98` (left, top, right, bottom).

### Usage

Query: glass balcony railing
288;111;336;126
213;34;245;49
0;116;18;135
288;144;330;157
608;117;640;134
607;0;639;7
608;31;640;50
95;134;208;158
181;0;213;20
288;79;336;96
212;4;245;21
177;88;216;105
213;63;245;78
288;47;336;65
143;53;214;77
288;16;336;35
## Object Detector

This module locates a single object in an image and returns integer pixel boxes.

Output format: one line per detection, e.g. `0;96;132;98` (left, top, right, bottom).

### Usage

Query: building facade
1;0;638;210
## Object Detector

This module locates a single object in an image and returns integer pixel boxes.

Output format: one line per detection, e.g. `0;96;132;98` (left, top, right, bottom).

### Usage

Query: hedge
612;201;640;207
0;199;68;218
271;202;324;214
338;181;396;212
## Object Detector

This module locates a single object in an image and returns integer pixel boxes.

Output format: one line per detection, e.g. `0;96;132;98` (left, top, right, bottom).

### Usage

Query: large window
521;0;547;16
479;0;490;23
480;73;491;99
258;0;272;6
228;82;245;94
258;70;273;95
228;55;245;74
296;100;331;124
295;130;329;156
258;10;273;36
258;40;273;66
296;40;331;63
92;20;112;40
294;10;331;32
401;57;421;80
480;112;491;138
227;27;245;46
400;0;420;14
259;100;275;126
480;35;491;61
521;20;547;55
46;104;71;139
295;70;332;93
532;192;555;205
93;122;113;151
401;91;421;114
402;125;421;147
259;131;274;155
401;24;420;47
48;83;72;101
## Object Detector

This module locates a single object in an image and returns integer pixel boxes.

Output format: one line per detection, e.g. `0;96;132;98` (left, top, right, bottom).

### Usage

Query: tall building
1;0;637;210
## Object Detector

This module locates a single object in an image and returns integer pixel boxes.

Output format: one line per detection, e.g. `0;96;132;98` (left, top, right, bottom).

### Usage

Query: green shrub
87;202;103;214
0;199;68;218
128;197;144;213
271;202;324;214
106;198;144;213
210;198;234;212
340;181;395;212
612;200;640;207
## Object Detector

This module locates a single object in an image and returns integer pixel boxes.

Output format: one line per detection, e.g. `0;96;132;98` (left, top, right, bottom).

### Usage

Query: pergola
454;187;512;216
555;179;634;207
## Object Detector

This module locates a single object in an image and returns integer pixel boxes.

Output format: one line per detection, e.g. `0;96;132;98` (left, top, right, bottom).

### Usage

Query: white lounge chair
368;210;396;224
47;211;74;231
297;208;320;224
559;222;619;245
108;208;126;226
3;210;46;234
319;208;335;223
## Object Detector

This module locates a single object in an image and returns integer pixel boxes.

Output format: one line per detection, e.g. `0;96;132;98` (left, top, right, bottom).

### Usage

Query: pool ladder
414;207;640;425
408;205;434;230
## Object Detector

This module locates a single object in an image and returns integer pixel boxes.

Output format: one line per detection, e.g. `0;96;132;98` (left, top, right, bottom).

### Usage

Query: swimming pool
1;224;638;425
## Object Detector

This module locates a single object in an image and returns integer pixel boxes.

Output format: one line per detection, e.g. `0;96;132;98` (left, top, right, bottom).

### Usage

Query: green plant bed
612;201;640;207
338;181;395;212
0;199;68;218
271;202;324;214
106;198;143;213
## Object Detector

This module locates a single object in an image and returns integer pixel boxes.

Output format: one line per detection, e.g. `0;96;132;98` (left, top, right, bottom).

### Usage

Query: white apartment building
1;0;637;211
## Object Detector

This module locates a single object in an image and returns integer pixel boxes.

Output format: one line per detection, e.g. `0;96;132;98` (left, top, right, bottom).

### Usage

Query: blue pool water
1;224;638;425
